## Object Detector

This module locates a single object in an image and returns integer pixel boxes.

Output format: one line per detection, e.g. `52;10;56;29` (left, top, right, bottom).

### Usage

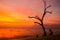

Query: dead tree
28;0;52;36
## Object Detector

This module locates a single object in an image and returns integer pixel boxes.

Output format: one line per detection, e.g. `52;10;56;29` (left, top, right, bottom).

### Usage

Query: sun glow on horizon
0;0;60;27
0;0;60;39
0;9;59;27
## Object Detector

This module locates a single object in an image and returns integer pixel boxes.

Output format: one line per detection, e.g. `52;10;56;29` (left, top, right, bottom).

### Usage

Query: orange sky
0;0;60;27
0;0;60;38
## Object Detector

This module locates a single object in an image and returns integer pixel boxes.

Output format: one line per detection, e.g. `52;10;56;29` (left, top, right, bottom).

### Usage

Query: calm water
0;28;60;40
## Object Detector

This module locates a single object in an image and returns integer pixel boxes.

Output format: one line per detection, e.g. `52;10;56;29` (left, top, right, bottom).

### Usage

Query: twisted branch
42;0;52;20
28;0;52;36
28;16;42;21
34;22;42;25
46;5;51;9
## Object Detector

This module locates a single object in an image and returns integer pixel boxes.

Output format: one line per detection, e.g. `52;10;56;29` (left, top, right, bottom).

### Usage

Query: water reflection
0;28;60;40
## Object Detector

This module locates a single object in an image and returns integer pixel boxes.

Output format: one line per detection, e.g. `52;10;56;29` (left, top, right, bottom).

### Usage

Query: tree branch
28;16;35;18
43;0;46;9
28;16;42;21
46;11;52;14
46;5;51;9
34;22;42;25
42;0;52;20
42;11;46;20
42;0;47;20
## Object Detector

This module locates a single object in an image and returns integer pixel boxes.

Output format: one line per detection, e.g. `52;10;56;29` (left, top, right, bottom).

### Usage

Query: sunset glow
0;0;60;38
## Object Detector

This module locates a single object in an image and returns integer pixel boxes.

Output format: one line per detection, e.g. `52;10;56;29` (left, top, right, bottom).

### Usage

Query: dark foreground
0;34;60;40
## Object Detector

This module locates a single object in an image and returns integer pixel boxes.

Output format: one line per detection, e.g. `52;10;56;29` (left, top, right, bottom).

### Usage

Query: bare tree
28;0;52;36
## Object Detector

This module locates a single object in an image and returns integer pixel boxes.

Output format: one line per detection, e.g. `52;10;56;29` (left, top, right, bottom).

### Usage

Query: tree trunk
41;21;47;36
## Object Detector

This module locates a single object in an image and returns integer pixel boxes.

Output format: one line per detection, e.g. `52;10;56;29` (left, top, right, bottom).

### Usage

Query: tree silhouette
28;0;52;36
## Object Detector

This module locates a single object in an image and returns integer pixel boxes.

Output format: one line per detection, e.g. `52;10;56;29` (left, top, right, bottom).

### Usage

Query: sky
0;0;60;27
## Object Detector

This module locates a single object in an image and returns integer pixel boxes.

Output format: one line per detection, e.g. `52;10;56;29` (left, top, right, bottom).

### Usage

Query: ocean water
0;28;60;40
